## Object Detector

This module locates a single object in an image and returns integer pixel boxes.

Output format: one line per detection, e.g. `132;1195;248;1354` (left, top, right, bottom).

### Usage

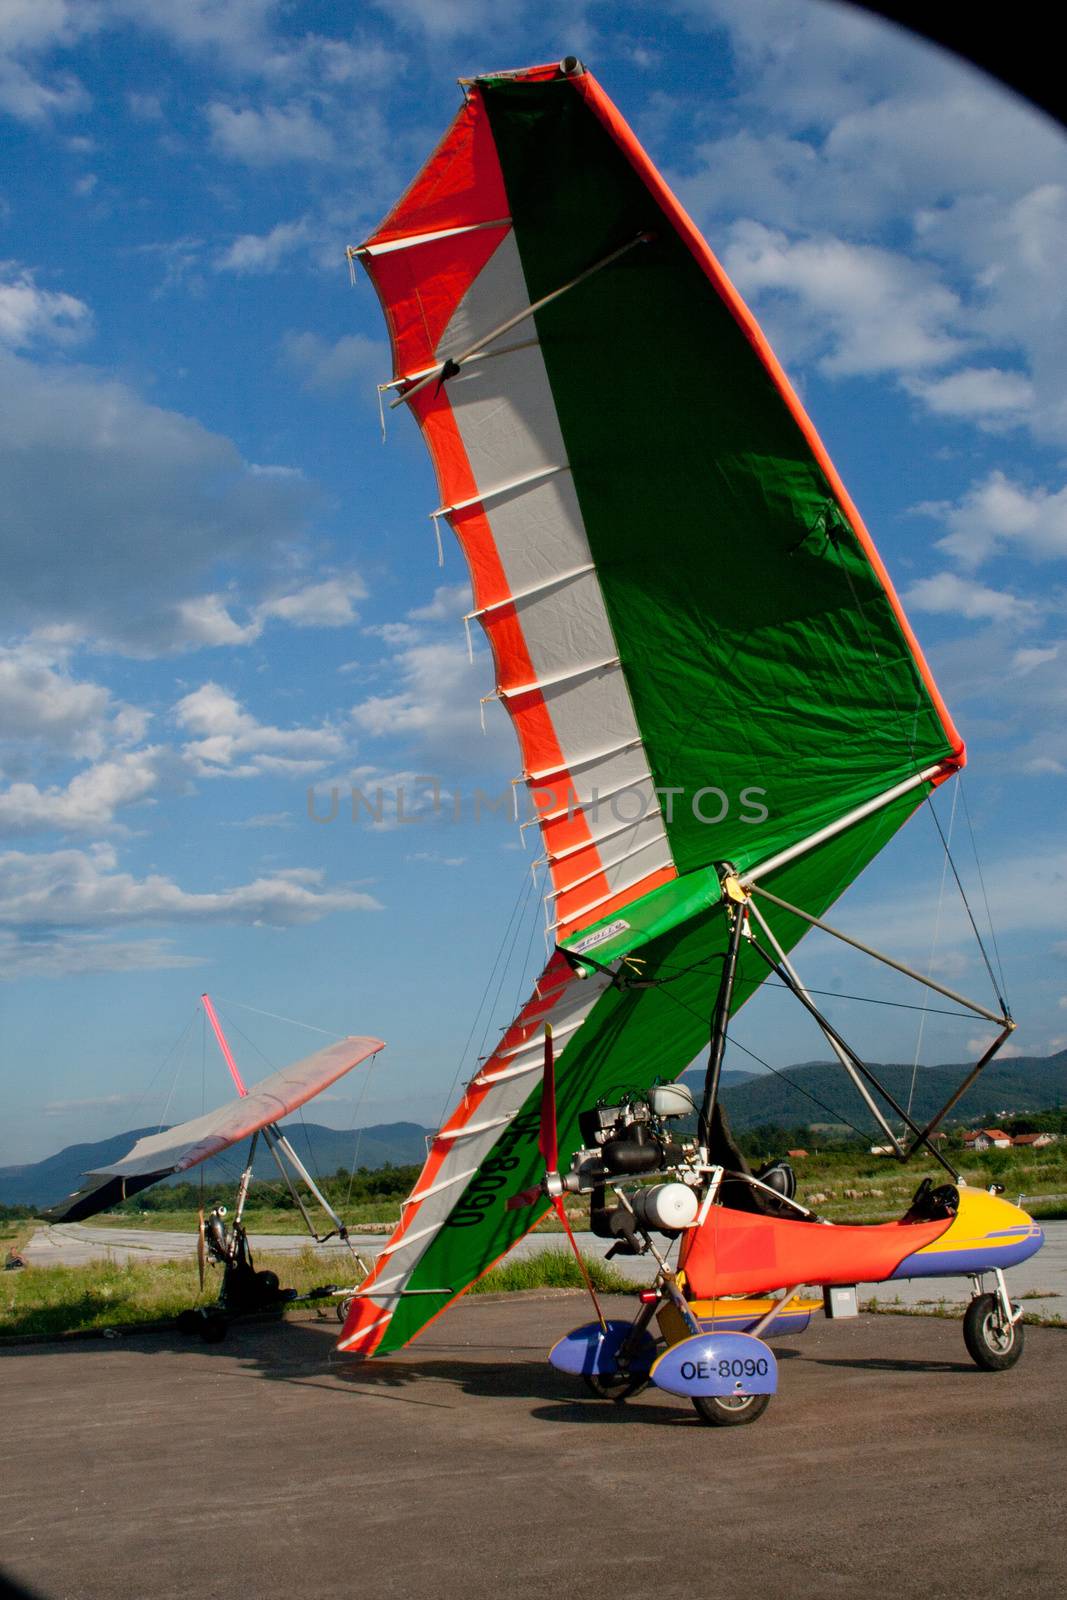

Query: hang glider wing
339;61;963;1359
43;1037;384;1223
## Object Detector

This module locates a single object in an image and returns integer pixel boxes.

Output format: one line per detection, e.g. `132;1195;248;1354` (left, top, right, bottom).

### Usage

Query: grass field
7;1145;1064;1342
1;1245;635;1341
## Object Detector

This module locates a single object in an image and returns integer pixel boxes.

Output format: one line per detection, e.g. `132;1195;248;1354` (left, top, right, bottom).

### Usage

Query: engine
561;1083;701;1253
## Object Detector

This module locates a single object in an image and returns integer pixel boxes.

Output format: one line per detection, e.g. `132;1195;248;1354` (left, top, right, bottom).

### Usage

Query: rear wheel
198;1311;228;1344
692;1392;771;1427
963;1293;1023;1371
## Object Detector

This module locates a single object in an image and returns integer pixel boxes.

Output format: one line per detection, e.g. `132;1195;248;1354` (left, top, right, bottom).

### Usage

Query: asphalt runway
2;1295;1064;1600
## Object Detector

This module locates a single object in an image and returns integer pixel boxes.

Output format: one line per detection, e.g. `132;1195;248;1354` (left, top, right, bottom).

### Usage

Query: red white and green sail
339;61;963;1359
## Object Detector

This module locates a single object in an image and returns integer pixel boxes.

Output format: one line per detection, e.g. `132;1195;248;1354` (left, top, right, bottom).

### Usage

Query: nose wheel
964;1270;1024;1371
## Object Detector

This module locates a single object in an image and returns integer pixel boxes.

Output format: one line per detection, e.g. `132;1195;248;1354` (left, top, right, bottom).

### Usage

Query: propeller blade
505;1186;543;1211
538;1024;558;1174
197;1206;206;1293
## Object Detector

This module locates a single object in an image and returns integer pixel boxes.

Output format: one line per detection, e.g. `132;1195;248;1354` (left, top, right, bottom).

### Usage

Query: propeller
506;1025;606;1332
196;1205;206;1294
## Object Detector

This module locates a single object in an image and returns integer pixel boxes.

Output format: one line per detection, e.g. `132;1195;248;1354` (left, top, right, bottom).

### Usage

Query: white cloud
0;843;382;929
721;222;965;376
230;811;293;829
257;574;366;628
175;682;344;776
174;593;261;648
917;471;1067;569
215;216;310;275
0;0;94;123
1012;646;1060;676
173;575;367;648
0;638;117;758
0;932;202;982
903;572;1036;626
0;751;162;836
406;584;472;623
207;101;333;165
350;640;491;748
0;265;92;349
902;367;1034;423
965;1036;1024;1060
281;330;383;392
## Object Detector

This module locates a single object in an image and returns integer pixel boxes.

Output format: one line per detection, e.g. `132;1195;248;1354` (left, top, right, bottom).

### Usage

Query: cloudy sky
2;0;1065;1167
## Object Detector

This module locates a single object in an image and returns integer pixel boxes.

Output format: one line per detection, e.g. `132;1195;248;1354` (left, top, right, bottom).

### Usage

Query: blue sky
2;1;1066;1166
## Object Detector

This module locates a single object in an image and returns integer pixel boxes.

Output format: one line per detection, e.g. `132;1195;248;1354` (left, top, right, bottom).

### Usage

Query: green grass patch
0;1247;358;1341
469;1247;635;1296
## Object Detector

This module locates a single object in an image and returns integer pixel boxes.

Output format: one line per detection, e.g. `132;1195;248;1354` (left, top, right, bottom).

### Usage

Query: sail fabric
339;61;963;1360
44;1037;384;1223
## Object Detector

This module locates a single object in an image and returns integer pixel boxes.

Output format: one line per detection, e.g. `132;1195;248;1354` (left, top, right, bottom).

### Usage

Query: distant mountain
0;1121;432;1210
6;1051;1065;1209
706;1052;1067;1135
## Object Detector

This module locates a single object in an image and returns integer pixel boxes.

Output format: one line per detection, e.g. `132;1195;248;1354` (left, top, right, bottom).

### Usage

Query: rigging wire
150;1010;199;1134
510;860;549;1020
209;996;347;1040
473;865;538;1070
344;1048;379;1213
831;531;1009;1023
958;774;1010;1005
656;981;874;1144
651;951;979;1019
433;861;536;1128
922;790;1009;1018
905;779;957;1120
211;1002;323;1182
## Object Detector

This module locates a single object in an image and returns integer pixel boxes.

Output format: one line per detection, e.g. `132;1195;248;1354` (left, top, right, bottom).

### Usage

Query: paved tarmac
25;1219;1067;1313
2;1295;1065;1600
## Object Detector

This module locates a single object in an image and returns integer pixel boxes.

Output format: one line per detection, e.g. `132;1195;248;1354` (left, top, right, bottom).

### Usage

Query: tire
692;1392;771;1427
254;1269;280;1299
199;1312;228;1344
336;1293;356;1325
963;1293;1024;1371
582;1370;650;1401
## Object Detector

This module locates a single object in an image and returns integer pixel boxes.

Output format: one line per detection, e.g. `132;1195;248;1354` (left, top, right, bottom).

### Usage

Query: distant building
1011;1132;1057;1148
786;1148;809;1159
963;1129;1013;1151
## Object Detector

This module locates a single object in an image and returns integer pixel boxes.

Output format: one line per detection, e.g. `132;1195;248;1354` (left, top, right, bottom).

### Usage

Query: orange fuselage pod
680;1188;1043;1297
680;1207;952;1298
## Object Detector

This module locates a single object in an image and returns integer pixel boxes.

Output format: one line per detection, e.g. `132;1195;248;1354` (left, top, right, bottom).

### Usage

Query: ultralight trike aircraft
335;58;1045;1422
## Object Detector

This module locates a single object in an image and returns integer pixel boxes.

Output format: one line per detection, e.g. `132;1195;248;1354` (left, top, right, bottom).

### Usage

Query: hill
6;1052;1065;1209
685;1051;1066;1135
0;1121;432;1210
